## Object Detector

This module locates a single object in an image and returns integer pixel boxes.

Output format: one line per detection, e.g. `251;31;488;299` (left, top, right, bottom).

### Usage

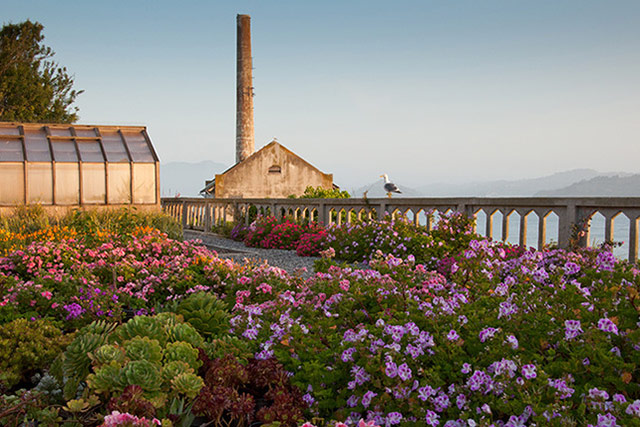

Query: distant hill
416;169;607;197
160;160;228;197
536;174;640;196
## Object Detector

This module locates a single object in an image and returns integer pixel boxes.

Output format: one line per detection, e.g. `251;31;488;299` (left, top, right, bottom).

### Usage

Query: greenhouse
0;122;160;209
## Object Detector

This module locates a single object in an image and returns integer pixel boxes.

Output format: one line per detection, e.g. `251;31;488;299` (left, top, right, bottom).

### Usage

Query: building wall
215;142;333;198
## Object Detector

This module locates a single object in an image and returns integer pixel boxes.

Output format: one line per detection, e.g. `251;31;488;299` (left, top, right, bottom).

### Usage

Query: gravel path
183;230;320;279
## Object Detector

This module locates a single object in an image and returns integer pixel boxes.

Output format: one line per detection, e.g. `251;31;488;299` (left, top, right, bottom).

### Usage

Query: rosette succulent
119;360;163;393
171;372;204;399
90;344;125;367
161;361;193;383
176;292;231;338
166;323;204;348
124;337;163;364
86;361;121;394
113;316;167;345
163;342;201;371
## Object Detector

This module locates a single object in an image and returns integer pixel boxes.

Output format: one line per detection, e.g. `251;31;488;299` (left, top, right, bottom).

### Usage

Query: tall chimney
236;14;255;164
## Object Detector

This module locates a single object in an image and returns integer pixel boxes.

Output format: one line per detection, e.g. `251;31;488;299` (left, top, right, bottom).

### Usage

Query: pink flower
41;291;53;300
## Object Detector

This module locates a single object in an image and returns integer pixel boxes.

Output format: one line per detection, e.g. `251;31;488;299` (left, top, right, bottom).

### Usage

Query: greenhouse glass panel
54;163;79;205
0;124;20;135
132;163;156;204
122;132;154;162
51;140;78;162
108;163;131;204
100;130;129;162
49;127;72;137
0;138;24;161
24;129;51;161
77;140;105;162
75;128;97;138
27;163;53;204
0;163;24;204
82;163;106;203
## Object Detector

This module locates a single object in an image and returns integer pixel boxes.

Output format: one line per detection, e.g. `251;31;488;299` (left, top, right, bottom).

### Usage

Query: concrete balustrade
161;197;640;261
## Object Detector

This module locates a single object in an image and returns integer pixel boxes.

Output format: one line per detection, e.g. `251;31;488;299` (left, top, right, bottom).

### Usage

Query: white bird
380;174;402;198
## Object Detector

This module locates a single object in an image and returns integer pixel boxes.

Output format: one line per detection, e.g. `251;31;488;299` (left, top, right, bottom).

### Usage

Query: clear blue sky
4;0;640;189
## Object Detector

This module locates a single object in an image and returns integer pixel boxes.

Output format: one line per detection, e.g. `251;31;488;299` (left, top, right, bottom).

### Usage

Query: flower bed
1;209;639;426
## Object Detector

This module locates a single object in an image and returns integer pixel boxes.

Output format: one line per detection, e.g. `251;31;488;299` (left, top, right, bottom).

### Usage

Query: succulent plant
124;336;163;364
86;361;122;394
176;292;231;338
163;342;201;371
171;372;204;399
113;316;167;345
166;323;204;348
161;361;193;383
63;331;110;381
90;344;125;367
119;360;163;394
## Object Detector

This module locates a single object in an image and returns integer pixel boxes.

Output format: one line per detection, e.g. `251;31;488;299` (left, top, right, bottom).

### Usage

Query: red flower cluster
243;216;326;256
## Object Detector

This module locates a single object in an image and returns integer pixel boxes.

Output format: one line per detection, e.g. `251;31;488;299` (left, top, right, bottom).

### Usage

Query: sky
3;0;640;190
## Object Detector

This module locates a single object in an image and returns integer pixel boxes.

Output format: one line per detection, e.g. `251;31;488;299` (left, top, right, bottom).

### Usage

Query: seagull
380;174;402;198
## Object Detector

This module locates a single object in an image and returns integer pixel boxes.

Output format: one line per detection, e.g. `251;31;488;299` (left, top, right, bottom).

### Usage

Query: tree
0;20;82;123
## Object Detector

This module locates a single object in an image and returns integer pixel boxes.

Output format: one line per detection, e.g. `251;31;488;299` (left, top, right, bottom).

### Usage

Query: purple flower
461;363;472;374
342;347;356;362
386;412;402;425
63;303;85;320
479;327;498;343
447;329;460;341
564;320;583;340
302;393;315;406
361;390;377;408
425;410;440;426
626;399;640;416
596;251;616;271
506;334;519;349
598;317;619;335
563;261;581;275
398;363;412;381
521;364;537;379
385;361;398;378
347;395;359;407
418;385;437;401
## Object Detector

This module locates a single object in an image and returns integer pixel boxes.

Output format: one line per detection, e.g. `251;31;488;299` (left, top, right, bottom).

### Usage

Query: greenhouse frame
0;122;160;210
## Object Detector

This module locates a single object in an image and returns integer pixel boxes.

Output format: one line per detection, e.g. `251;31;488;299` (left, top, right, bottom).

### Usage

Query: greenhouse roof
0;123;158;163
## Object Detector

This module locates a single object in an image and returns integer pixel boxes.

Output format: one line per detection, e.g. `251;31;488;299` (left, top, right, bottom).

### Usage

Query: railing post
519;213;527;247
486;209;494;239
558;203;576;249
630;217;638;263
538;211;546;249
319;202;327;225
605;214;614;243
181;201;187;230
501;210;510;242
378;202;387;220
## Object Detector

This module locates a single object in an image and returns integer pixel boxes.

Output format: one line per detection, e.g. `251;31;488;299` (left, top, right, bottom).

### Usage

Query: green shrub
0;318;73;390
290;185;351;199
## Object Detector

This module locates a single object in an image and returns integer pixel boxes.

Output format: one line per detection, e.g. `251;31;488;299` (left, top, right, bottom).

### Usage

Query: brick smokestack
236;14;255;164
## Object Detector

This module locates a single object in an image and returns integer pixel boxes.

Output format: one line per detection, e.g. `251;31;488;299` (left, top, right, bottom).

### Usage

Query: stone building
200;140;333;198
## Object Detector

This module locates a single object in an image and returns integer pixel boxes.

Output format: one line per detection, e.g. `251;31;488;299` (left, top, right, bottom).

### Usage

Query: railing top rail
161;196;640;209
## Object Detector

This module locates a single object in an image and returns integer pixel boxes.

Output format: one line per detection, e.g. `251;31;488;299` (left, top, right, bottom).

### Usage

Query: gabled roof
199;140;331;195
0;122;158;163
